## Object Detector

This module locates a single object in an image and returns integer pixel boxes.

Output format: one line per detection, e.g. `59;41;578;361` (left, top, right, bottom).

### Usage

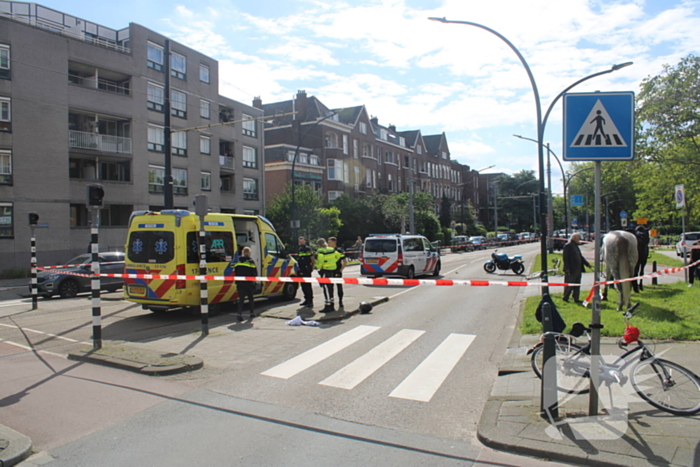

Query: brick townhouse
259;90;483;218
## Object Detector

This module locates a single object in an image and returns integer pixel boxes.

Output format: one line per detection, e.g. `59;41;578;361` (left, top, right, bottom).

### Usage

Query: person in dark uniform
327;237;347;309
234;246;257;321
688;244;700;287
563;233;591;303
296;236;315;307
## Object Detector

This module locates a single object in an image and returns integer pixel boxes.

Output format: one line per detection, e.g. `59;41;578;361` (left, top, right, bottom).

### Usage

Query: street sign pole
589;161;603;415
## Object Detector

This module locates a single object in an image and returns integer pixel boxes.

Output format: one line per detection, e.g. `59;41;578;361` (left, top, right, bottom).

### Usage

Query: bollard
652;260;657;285
540;300;559;420
194;195;209;336
90;208;102;350
30;230;38;310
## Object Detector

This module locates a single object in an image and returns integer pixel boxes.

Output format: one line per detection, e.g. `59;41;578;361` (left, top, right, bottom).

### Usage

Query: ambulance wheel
282;282;298;301
432;261;441;276
406;266;415;279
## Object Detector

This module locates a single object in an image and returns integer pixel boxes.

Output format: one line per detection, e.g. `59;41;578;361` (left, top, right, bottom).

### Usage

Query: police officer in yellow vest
315;238;346;313
296;236;315;307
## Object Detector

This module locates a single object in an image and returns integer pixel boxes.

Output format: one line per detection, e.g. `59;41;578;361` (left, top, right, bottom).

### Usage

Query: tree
494;170;538;232
636;54;700;226
265;184;325;246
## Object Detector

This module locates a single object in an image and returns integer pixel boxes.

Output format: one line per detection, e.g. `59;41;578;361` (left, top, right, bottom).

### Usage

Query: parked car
469;236;487;250
676;232;700;257
29;252;125;299
450;235;474;253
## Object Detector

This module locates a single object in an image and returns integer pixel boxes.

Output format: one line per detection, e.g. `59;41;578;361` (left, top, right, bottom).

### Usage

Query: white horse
601;230;639;311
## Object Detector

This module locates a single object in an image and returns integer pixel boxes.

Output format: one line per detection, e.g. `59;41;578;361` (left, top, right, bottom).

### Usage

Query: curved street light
429;16;549;292
291;111;338;240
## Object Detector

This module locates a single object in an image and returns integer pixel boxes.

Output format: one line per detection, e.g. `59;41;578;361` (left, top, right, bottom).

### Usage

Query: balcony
69;130;132;154
219;155;235;170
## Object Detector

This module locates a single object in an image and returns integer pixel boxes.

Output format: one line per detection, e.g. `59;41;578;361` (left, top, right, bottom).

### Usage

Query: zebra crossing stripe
389;333;476;402
319;329;425;390
261;325;380;379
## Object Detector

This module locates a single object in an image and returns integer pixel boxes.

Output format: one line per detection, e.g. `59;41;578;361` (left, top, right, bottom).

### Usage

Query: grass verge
530;253;564;275
521;280;700;340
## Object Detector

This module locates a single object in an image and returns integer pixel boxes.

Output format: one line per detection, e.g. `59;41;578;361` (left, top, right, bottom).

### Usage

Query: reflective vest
315;247;342;271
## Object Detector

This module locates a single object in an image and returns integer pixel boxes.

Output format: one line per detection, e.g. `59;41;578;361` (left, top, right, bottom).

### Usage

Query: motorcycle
483;249;525;275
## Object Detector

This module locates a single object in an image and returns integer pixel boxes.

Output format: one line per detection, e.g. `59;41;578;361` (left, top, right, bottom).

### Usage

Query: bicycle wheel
531;341;590;394
631;358;700;415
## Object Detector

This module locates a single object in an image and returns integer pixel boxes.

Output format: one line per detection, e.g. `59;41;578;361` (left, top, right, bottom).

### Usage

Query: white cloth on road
286;316;319;326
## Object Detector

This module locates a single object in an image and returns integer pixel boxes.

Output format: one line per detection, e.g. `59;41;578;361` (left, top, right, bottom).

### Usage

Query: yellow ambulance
124;210;298;313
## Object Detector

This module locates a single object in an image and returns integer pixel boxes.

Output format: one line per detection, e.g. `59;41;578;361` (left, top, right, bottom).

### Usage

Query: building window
243;146;257;168
147;42;164;71
310;155;320;166
362;143;370;158
148;165;164;193
327;159;343;181
328;191;341;202
442;151;447;159
0;97;10;131
343;162;349;184
359;122;367;134
243;178;258;200
366;169;371;186
171;52;186;80
201;172;211;191
172;131;187;156
388;173;394;192
200;99;210;119
0;151;11;184
148;126;164;152
0;202;13;237
417;145;422;155
325;132;338;148
221;175;234;192
242;114;256;137
200;135;210;154
200;64;210;83
147;83;164;112
0;44;10;80
385;151;394;164
353;139;358;158
342;135;348;154
171;90;186;118
354;167;360;191
172;168;188;195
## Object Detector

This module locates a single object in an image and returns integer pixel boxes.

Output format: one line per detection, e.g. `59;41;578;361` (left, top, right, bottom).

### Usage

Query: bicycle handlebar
623;302;640;319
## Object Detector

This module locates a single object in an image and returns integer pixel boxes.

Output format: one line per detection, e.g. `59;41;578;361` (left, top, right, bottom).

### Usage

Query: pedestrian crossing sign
563;92;635;161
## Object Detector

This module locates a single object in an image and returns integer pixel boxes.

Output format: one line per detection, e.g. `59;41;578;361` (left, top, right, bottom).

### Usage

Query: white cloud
262;37;340;65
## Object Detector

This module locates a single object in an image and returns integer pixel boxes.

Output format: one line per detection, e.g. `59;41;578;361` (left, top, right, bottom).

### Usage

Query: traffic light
28;212;39;226
87;184;104;207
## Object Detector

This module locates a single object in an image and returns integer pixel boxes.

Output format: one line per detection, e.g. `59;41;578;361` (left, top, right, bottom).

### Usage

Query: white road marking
261;325;380;379
0;299;31;308
0;322;88;344
0;339;66;359
319;329;425;389
389;333;476;402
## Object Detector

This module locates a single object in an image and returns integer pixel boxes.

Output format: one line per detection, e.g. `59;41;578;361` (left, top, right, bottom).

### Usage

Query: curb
67;346;204;376
0;424;32;467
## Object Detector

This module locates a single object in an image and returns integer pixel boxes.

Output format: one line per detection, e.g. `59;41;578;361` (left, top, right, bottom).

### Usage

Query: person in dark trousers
328;237;347;308
234;246;257;321
563;233;591;303
688;245;700;287
296;236;315;306
315;238;344;313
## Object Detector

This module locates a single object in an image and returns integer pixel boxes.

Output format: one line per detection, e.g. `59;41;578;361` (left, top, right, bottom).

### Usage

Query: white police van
361;234;441;278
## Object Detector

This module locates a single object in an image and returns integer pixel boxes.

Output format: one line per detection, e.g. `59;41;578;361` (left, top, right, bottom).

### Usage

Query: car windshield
685;233;700;241
66;254;92;265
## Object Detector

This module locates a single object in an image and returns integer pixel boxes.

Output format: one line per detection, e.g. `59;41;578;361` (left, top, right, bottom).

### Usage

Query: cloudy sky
42;0;700;192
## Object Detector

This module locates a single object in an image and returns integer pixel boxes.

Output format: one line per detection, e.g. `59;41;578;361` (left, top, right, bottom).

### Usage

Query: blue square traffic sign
563;92;635;161
571;194;584;207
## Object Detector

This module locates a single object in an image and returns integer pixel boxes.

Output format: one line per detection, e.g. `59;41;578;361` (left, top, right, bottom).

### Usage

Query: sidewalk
478;329;700;466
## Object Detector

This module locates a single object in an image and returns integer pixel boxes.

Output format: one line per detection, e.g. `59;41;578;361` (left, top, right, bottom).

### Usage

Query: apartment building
261;90;477;217
0;1;264;269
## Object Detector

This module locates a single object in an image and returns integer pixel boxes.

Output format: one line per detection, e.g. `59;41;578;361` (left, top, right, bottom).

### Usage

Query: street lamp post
291;111;338;240
602;191;617;231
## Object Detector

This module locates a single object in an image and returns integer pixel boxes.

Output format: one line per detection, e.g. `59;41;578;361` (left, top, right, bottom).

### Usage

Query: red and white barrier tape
49;259;700;289
37;261;125;270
